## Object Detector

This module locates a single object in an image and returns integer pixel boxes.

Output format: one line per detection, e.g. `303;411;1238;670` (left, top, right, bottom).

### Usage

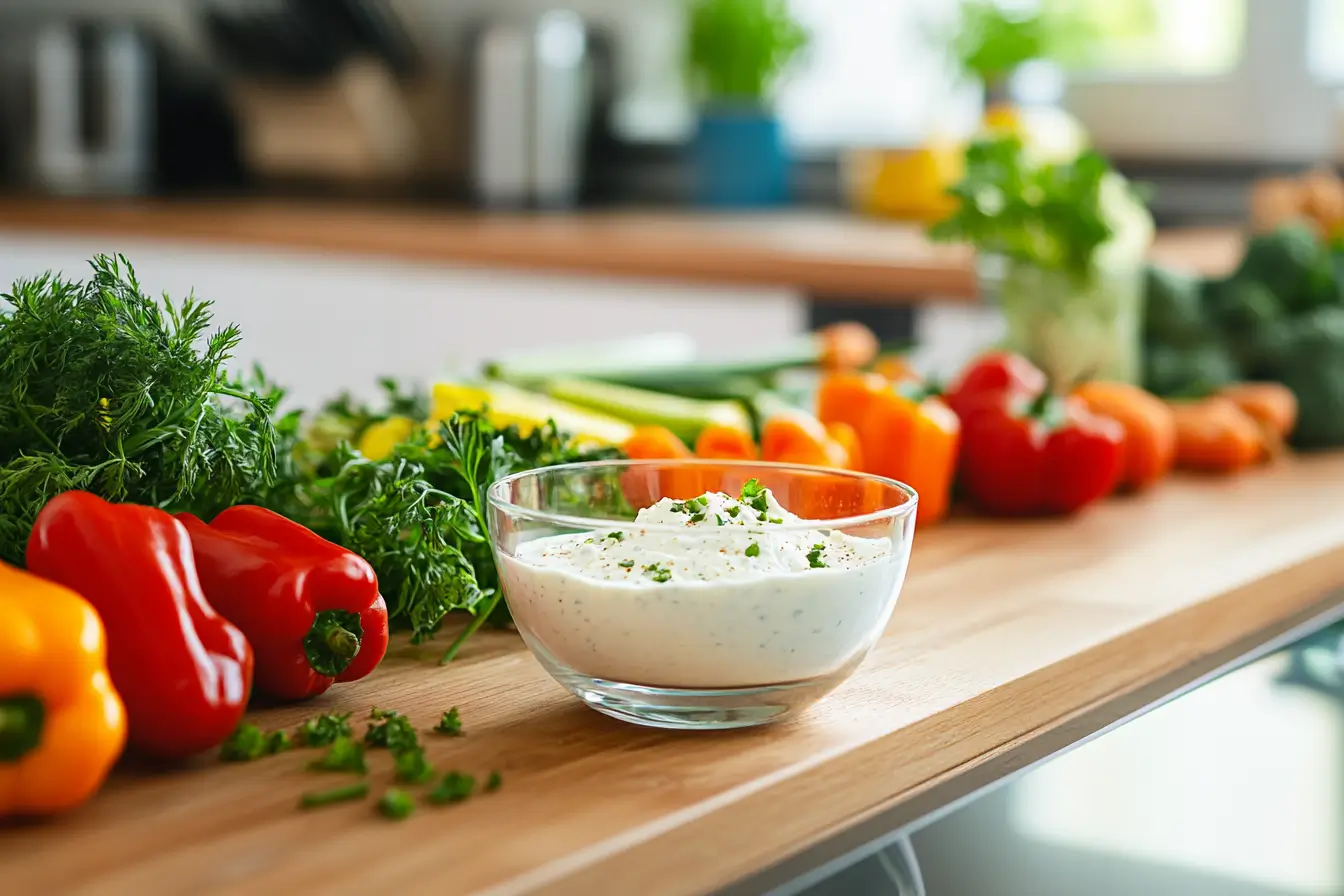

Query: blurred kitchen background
0;0;1341;404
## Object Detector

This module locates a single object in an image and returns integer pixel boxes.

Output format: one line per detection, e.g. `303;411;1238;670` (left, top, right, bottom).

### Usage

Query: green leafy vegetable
295;712;353;747
307;736;368;774
265;730;293;755
365;713;420;754
433;708;463;737
428;771;476;805
299;781;369;809
378;788;416;820
219;724;267;762
393;747;436;784
0;255;282;567
485;770;503;793
929;136;1121;279
259;405;617;659
739;478;769;514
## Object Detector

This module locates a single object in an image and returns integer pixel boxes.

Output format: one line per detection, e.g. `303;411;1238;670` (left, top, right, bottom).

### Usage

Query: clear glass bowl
486;459;918;730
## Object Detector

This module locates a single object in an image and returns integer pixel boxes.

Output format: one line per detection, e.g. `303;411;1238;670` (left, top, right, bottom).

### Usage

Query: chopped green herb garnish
768;516;783;524
378;788;416;820
427;771;476;804
219;723;268;762
689;512;706;523
745;542;760;558
394;747;436;784
433;707;463;736
585;537;596;544
727;505;740;518
739;479;769;514
266;730;294;755
670;502;686;513
299;780;369;809
607;531;625;541
365;714;419;753
618;559;634;569
369;707;401;720
715;514;724;526
307;736;367;774
807;543;827;568
643;563;672;583
295;711;353;747
485;770;503;792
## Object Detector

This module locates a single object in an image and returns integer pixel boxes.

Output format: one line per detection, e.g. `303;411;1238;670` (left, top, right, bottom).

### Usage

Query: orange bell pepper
694;424;758;460
816;371;887;434
1;562;126;816
858;382;960;525
825;422;863;471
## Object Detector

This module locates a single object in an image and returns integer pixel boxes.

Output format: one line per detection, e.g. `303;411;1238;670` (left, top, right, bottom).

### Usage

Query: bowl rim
486;458;919;534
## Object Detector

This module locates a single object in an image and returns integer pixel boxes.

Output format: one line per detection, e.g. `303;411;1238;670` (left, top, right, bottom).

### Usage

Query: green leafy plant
929;135;1117;278
686;0;809;105
943;0;1122;87
0;255;281;567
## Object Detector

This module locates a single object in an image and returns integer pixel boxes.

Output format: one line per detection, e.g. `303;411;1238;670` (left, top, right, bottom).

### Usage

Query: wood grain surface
4;456;1344;895
0;199;1241;301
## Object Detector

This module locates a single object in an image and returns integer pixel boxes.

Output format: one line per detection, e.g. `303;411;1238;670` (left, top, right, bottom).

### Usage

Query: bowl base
545;659;861;730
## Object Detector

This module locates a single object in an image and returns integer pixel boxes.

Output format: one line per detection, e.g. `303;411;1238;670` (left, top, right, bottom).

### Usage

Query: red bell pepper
25;491;252;759
957;388;1125;516
176;506;389;702
944;351;1047;421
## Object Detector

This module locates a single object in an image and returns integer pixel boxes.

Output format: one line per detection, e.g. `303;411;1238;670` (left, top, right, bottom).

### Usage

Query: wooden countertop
0;198;1243;301
6;456;1344;895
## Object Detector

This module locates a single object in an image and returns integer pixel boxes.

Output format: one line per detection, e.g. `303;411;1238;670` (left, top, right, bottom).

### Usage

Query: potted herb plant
685;0;808;207
930;136;1154;386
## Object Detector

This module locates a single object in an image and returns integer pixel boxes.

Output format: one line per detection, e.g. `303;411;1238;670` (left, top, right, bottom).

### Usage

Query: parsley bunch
929;137;1119;280
0;255;282;566
259;401;619;660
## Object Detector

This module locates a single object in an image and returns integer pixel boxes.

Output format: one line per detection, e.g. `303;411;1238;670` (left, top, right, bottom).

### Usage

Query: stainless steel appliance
468;11;594;209
30;21;153;197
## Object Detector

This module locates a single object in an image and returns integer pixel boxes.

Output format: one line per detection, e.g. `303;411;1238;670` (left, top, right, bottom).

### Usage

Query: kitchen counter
5;456;1344;895
0;198;1243;302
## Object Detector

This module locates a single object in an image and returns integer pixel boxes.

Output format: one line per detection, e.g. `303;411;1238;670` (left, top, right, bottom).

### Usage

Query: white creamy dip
499;483;907;688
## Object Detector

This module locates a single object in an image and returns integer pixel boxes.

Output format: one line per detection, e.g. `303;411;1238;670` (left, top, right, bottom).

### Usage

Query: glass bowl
486;459;917;730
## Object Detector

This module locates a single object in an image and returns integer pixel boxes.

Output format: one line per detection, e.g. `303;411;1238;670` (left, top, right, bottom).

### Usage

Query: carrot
622;425;691;459
1219;382;1298;459
761;410;836;467
1168;397;1262;473
694;424;758;460
1073;381;1176;491
873;355;919;385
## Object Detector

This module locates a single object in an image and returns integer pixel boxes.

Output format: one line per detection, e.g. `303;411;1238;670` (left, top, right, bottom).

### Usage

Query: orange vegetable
761;410;850;468
1219;382;1298;458
1168;397;1263;473
622;425;691;460
825;422;863;471
1072;381;1176;491
621;425;702;501
858;383;960;525
817;322;880;371
817;371;886;434
694;424;758;460
873;355;919;385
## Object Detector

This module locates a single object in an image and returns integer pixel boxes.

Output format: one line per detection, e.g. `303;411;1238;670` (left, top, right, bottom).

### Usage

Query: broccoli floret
1234;224;1333;313
1142;342;1239;398
1268;308;1344;449
1143;265;1205;347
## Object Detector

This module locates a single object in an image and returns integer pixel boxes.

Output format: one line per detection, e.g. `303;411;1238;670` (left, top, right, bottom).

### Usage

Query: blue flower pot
692;107;789;208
